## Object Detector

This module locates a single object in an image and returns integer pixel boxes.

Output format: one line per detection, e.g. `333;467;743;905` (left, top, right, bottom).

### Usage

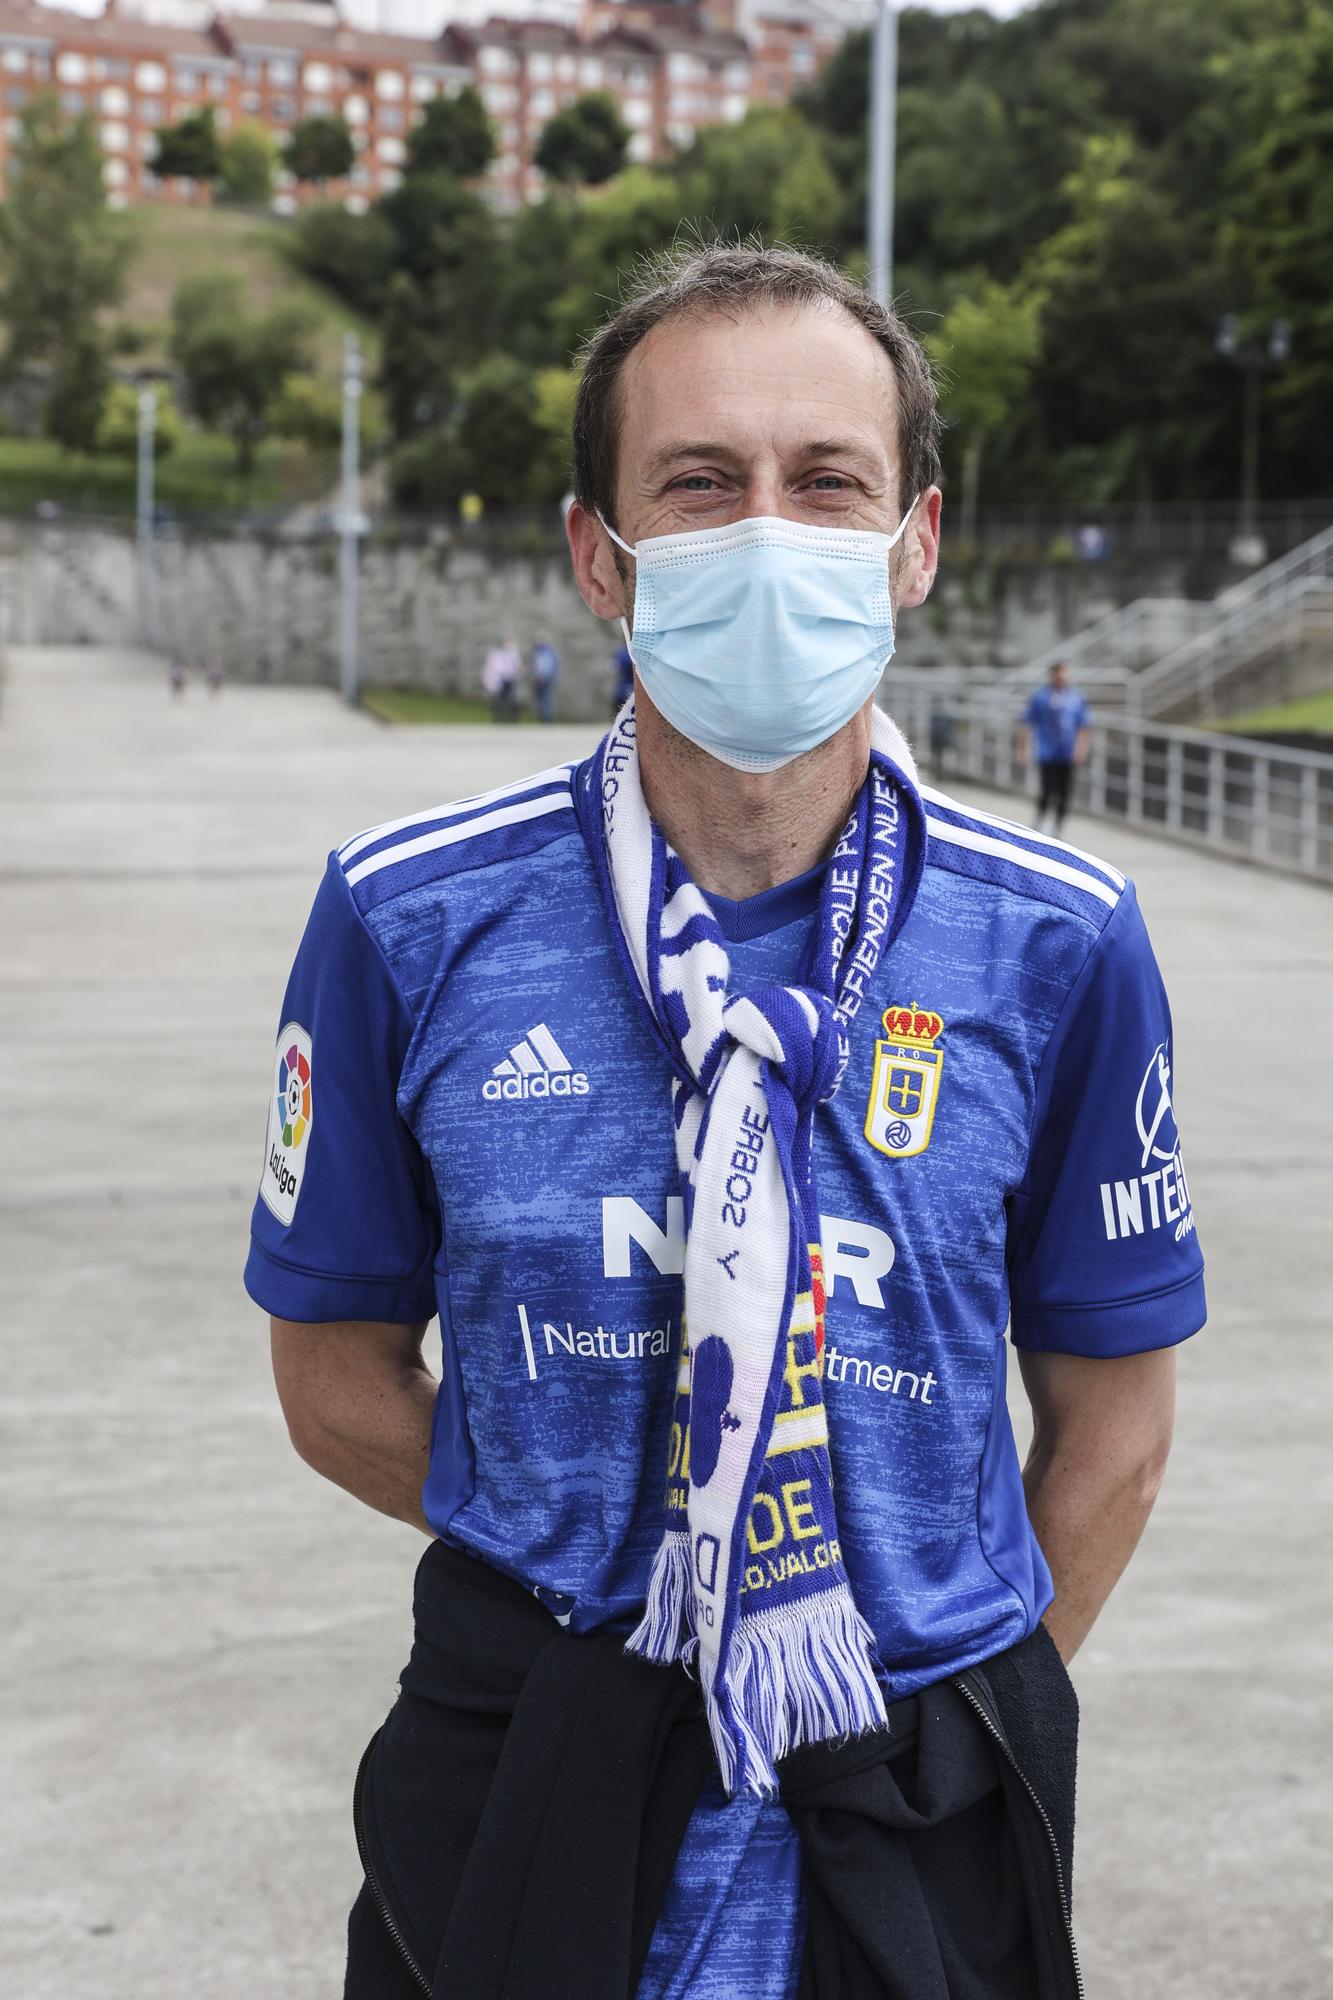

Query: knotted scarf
576;703;926;1794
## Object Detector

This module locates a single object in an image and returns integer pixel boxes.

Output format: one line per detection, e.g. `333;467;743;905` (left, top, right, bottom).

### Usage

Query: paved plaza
2;644;1330;1998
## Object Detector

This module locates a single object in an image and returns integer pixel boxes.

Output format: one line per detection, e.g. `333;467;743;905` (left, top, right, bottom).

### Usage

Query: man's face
1051;663;1070;692
571;302;940;627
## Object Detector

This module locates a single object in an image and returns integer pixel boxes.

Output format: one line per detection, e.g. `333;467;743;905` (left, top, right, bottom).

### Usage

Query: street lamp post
338;333;363;706
135;386;156;648
867;0;898;308
1215;313;1292;563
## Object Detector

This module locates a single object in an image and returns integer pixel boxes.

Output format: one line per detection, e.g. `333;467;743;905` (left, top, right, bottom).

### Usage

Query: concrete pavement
2;645;1330;1998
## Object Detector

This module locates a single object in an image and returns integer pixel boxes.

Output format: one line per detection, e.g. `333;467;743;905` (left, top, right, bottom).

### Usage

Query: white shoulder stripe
920;786;1126;891
345;788;573;888
925;816;1120;909
339;762;576;866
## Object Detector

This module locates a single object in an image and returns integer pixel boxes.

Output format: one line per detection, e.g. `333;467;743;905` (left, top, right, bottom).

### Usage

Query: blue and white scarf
578;704;926;1795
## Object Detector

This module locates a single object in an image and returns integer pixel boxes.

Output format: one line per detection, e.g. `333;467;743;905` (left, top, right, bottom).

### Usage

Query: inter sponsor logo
483;1022;590;1103
1099;1043;1196;1244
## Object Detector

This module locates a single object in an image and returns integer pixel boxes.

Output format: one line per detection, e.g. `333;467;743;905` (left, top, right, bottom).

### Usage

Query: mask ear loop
593;511;639;659
595;510;637;558
885;494;921;552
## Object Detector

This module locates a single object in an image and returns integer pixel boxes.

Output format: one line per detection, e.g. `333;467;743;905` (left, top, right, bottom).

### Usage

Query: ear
894;487;942;612
567;501;630;623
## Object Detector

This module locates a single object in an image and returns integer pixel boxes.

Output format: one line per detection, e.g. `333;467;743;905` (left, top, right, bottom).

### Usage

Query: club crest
865;1003;944;1159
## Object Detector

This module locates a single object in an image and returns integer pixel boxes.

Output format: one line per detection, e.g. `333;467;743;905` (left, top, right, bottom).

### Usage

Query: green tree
534;93;629;187
284;115;354;186
270;371;384;451
390;354;556;507
43;323;109;454
218;120;277;205
405;86;495;180
1218;4;1333;490
378;270;453;440
292;202;396;314
0;94;134;374
171;272;317;474
152;106;221;188
97;381;182;458
926;278;1041;543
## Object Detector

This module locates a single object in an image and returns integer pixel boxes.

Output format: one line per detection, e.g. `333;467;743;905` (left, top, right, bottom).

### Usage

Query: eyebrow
641;437;888;479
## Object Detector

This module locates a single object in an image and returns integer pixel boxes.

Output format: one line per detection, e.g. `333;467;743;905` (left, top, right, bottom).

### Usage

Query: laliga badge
260;1021;312;1224
865;1004;944;1159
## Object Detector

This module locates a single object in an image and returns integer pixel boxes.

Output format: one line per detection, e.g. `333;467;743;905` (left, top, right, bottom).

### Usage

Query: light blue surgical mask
599;502;918;773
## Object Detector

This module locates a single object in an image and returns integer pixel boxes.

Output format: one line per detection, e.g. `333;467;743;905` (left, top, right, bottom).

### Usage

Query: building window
376;134;405;164
174;68;197;93
556;54;575;82
269;59;296;87
375;69;405;100
2;49;27;75
579;57;602;87
105;59;130;81
378;105;402;130
344;93;367;124
628;130;652;163
205;71;227;98
529;88;554;118
241;90;260;114
480;46;515;76
623;97;652;128
140;99;164;124
5;83;26;106
270;95;294;121
482;83;516;112
302;61;332;93
242;60;263;83
305;97;333;117
410;72;435;102
103;156;128;186
101;120;129;150
527;52;553;82
791;47;815;75
56;51;87;84
61;90;85;113
723;92;747;122
138;129;156;155
136;60;167;93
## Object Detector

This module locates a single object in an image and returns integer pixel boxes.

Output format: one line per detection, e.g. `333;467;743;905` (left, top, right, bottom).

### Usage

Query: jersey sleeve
1006;881;1205;1357
244;854;440;1325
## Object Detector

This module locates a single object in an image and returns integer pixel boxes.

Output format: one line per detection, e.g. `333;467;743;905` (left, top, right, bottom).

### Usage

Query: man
481;633;522;722
529;634;561;723
247;246;1204;1998
1020;659;1092;834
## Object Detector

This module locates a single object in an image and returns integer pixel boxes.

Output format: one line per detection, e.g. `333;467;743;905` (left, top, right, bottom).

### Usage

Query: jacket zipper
352;1730;432;1995
951;1674;1086;2000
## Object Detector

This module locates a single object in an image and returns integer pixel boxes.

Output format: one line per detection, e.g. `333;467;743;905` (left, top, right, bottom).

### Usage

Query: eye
807;474;854;492
669;474;722;493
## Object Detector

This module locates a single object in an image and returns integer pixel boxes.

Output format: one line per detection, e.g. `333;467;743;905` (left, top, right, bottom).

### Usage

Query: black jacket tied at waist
350;1542;1082;2000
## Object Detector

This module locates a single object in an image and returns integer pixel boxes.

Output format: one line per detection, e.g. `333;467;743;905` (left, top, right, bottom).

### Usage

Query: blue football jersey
245;752;1205;1996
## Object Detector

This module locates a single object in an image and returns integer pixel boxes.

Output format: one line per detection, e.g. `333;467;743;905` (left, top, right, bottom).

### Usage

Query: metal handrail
884;670;1333;884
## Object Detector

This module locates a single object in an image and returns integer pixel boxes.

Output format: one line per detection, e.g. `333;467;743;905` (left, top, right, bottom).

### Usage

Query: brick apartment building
0;0;843;212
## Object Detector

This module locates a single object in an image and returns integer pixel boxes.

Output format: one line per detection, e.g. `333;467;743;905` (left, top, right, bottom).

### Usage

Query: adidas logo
483;1023;591;1103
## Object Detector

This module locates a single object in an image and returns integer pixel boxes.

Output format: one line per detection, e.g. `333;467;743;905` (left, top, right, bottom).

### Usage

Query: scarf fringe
626;1529;692;1663
706;1589;889;1797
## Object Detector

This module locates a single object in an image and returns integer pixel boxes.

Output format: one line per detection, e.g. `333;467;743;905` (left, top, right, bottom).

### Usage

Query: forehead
617;301;899;471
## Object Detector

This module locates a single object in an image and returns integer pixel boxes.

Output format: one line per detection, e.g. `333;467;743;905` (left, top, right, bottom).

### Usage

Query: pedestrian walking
482;636;522;723
1019;659;1091;834
247;244;1203;2000
529;636;560;724
205;657;223;698
168;657;186;699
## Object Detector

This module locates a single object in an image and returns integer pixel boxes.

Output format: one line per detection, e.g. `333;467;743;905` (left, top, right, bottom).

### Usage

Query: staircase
999;523;1333;721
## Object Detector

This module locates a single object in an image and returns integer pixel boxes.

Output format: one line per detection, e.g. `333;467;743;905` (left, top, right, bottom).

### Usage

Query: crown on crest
882;1003;943;1045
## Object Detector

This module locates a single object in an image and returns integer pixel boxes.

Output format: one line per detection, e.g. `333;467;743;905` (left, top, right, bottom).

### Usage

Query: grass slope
122;203;377;375
361;689;533;726
1215;690;1333;738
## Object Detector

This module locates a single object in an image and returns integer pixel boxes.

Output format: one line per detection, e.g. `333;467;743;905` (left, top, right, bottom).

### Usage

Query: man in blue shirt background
246;244;1201;1999
1021;659;1092;835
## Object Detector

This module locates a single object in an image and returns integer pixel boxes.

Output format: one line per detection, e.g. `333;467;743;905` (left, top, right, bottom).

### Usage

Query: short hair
572;242;941;530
